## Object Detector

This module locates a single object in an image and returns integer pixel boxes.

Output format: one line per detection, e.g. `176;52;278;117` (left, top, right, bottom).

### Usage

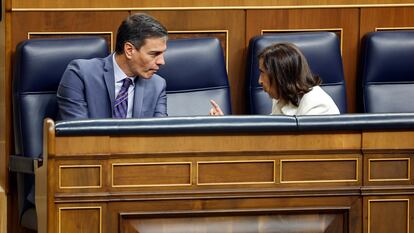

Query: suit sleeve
57;61;89;120
153;78;167;117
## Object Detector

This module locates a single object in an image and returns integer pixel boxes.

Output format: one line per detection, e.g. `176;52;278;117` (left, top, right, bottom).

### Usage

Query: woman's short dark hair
115;13;168;54
258;42;321;107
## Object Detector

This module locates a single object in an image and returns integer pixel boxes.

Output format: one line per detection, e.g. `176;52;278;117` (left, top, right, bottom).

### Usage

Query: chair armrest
9;155;42;174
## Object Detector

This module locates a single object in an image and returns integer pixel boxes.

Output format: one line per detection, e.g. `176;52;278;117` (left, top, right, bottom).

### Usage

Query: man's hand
209;99;224;116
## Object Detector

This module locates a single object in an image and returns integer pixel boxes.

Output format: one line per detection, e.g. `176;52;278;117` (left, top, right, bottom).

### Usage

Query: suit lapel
133;78;145;117
103;54;116;114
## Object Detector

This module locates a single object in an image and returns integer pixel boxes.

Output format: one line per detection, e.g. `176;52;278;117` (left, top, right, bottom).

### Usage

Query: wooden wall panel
197;160;275;184
136;10;245;113
59;165;102;189
57;206;103;233
107;133;360;154
112;162;191;187
360;7;414;38
11;11;129;53
280;159;358;183
364;197;411;233
10;0;414;9
363;131;414;150
363;154;414;187
246;8;360;113
369;158;409;180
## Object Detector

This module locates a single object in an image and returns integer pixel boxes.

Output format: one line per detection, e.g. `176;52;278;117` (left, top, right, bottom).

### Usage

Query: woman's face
258;58;279;99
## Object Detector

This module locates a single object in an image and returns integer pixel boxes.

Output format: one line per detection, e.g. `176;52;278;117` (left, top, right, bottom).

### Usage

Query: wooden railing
37;115;414;233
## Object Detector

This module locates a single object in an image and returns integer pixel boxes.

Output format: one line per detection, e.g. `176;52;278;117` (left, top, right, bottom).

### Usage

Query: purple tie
113;78;132;118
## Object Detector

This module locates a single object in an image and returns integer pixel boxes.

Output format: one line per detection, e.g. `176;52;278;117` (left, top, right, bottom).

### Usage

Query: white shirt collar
112;53;135;85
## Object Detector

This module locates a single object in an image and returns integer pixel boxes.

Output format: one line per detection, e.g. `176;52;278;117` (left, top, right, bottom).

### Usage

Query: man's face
126;37;167;79
258;58;278;99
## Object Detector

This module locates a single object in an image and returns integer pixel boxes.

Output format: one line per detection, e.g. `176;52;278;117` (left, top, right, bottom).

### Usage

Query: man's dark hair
258;42;321;107
115;13;168;54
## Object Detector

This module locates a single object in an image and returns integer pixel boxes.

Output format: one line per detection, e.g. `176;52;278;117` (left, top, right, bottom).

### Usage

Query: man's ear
124;42;134;59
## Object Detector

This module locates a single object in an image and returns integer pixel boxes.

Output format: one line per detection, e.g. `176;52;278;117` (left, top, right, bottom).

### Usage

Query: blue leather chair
360;30;414;113
246;32;347;114
12;37;108;229
158;37;232;116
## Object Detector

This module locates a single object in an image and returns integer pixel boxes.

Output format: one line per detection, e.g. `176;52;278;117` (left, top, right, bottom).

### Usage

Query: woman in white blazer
210;42;339;116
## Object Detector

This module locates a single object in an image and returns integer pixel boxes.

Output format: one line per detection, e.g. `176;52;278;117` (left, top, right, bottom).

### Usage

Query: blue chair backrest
14;37;108;160
158;37;232;116
360;30;414;113
246;32;347;114
13;37;108;229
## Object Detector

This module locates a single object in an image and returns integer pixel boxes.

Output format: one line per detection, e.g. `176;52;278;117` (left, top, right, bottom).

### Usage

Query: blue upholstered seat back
158;37;232;116
13;37;108;229
13;37;108;159
360;30;414;113
246;32;347;114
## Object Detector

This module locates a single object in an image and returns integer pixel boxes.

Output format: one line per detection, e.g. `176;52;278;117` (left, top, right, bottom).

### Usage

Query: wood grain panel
59;165;101;189
367;199;409;233
369;158;409;181
11;11;128;54
280;159;358;183
109;133;361;154
59;207;101;233
197;160;274;185
363;154;414;186
112;162;191;187
360;7;414;39
55;136;110;156
362;131;414;150
11;0;414;9
136;10;245;113
246;8;359;113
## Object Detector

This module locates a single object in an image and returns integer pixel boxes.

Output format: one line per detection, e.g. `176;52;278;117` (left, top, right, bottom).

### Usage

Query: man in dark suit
57;13;168;120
